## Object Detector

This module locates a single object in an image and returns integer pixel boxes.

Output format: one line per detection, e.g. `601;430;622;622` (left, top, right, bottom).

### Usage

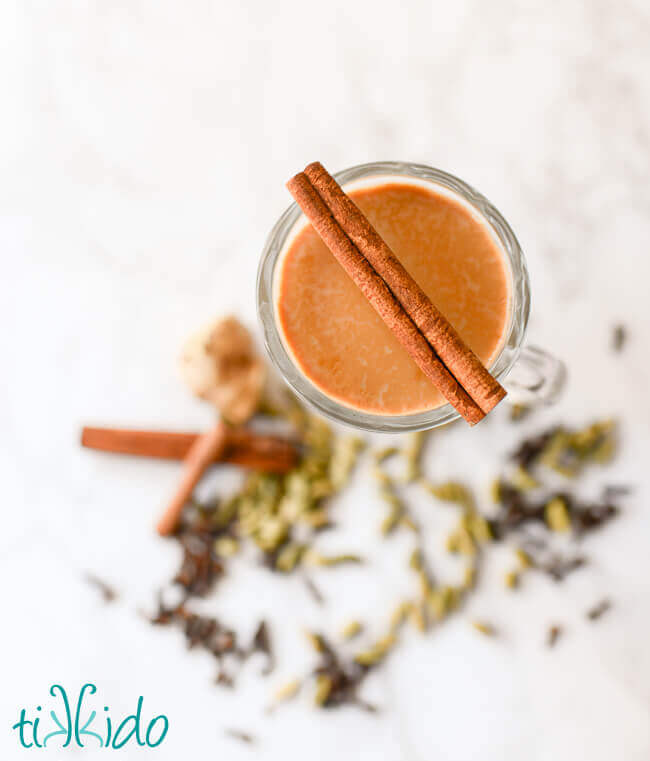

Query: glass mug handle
503;345;566;405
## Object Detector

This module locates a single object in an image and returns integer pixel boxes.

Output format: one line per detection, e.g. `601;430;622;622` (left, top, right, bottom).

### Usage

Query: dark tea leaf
224;728;255;745
612;324;627;353
587;599;612;621
84;573;117;603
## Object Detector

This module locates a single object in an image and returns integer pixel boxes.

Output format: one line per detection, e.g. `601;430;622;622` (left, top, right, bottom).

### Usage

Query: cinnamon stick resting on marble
80;425;298;473
156;422;230;536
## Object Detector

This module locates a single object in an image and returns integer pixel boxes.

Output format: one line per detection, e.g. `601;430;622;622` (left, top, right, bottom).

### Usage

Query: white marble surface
2;1;650;758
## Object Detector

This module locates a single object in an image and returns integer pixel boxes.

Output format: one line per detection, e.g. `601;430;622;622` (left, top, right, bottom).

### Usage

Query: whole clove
310;632;374;710
546;625;563;648
250;621;274;675
511;428;558;470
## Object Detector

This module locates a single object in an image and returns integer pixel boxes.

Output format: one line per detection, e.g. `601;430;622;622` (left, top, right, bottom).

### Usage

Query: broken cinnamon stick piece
80;426;297;473
286;172;485;425
303;161;506;415
156;421;229;536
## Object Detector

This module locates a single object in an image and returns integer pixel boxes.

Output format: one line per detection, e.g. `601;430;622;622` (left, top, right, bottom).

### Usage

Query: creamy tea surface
276;181;510;415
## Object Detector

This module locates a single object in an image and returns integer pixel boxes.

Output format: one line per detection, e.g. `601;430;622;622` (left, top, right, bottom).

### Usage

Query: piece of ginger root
180;316;266;424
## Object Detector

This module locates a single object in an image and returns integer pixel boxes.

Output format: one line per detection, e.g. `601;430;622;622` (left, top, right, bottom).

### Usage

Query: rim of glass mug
256;161;530;432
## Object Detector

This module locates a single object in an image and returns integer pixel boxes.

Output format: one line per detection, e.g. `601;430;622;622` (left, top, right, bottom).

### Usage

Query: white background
2;1;650;759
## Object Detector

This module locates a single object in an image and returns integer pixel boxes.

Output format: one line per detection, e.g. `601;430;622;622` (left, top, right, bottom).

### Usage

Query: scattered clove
546;625;563;648
250;621;274;675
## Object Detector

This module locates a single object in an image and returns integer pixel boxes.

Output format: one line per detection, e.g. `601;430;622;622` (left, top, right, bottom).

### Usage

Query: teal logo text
12;683;169;749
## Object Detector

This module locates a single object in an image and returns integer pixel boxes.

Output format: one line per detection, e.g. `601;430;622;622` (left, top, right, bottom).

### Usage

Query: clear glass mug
257;161;564;432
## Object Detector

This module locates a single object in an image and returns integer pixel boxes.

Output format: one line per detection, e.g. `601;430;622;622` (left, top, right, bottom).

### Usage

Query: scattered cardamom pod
354;634;396;666
515;548;532;568
402;431;426;483
372;466;392;486
426;585;463;622
409;601;428;632
467;512;492;543
304;551;363;567
504;570;519;589
417;570;434;598
446;526;476;556
381;508;402;536
314;674;333;706
409;548;423;571
304;631;327;653
471;620;495;636
539;430;575;476
510;465;540;492
302;509;331;529
463;565;477;589
443;585;462;613
445;532;460;553
545;496;571;532
400;514;418;532
213;536;239;558
272;679;301;702
340;620;363;640
374;446;399;464
275;542;306;572
489;478;503;504
423;480;474;509
426;588;447;621
330;436;365;490
390;601;413;632
255;516;290;552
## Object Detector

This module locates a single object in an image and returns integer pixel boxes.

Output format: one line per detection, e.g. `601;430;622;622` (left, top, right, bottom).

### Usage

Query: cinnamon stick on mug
156;421;229;536
286;172;486;425
303;162;506;415
286;164;507;424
